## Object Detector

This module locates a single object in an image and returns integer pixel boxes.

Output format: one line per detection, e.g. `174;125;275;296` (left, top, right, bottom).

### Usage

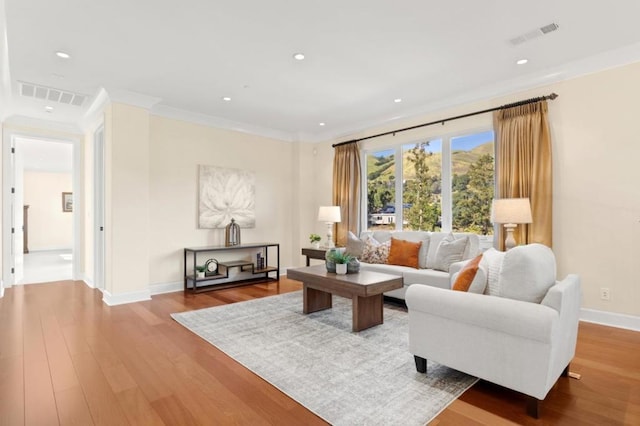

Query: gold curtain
493;101;552;249
332;143;361;247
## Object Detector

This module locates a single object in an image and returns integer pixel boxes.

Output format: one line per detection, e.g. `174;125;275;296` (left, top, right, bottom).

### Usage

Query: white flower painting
199;165;256;228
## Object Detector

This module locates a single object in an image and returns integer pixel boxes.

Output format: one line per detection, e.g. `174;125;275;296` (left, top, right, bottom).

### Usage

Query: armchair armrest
406;284;558;343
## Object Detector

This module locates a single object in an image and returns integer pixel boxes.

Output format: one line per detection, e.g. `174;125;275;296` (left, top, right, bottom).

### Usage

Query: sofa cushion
480;248;506;296
387;238;422;268
403;269;450;289
452;254;483;291
346;231;365;258
360;236;391;264
499;244;556;303
433;233;468;272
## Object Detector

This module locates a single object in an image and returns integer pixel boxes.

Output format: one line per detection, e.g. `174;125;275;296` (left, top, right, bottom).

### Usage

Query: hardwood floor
0;278;638;425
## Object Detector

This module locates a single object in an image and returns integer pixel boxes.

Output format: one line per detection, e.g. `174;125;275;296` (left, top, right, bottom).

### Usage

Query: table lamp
317;206;341;248
491;198;532;250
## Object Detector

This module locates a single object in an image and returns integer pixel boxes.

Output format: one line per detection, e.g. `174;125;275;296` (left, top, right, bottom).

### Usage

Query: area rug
171;291;477;425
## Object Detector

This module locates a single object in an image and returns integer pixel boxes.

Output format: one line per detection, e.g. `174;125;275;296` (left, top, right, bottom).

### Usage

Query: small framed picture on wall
62;192;73;212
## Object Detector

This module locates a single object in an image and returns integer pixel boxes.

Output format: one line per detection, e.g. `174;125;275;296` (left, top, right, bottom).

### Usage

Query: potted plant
309;233;322;249
195;265;206;279
327;251;353;275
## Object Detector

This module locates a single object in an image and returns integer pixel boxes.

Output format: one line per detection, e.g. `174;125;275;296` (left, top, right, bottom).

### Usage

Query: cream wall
307;61;640;318
23;171;73;250
148;115;295;287
103;103;150;298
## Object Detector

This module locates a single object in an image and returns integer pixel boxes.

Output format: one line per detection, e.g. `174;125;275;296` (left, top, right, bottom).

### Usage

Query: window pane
366;149;396;230
402;140;442;231
451;131;495;235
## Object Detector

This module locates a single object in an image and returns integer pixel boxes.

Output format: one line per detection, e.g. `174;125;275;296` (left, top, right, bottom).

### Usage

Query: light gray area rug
171;291;477;426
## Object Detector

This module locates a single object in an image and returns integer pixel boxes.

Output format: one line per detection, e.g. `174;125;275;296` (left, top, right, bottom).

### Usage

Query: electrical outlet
600;287;610;301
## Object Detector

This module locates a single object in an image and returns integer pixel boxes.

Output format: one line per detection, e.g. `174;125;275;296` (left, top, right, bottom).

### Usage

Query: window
363;130;494;237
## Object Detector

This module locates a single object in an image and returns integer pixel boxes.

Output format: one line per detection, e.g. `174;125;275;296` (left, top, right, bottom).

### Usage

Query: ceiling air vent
19;81;87;107
509;22;559;46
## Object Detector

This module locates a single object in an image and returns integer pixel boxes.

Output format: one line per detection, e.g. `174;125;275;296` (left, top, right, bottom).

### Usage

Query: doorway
2;135;77;286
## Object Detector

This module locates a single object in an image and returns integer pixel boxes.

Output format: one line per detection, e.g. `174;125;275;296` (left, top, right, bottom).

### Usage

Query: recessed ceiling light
394;98;402;103
516;59;528;65
55;51;71;59
293;53;305;61
44;106;54;112
222;97;231;101
319;122;326;126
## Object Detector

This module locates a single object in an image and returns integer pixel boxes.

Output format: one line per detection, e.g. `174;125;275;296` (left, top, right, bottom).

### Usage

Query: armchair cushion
499;244;556;303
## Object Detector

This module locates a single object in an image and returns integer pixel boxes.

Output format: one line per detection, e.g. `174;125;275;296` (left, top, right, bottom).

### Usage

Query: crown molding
108;89;162;110
80;87;110;132
151;104;294;143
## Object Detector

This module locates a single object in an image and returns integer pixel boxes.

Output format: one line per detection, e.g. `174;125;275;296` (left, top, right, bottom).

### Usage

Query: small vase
196;271;204;279
325;248;337;273
336;263;347;275
347;257;360;274
312;241;320;249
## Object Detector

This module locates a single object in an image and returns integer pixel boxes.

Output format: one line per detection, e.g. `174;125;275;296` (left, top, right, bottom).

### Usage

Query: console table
184;243;279;293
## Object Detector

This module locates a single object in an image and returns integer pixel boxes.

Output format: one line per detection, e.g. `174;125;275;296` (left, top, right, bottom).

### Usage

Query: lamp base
504;223;517;250
323;222;335;249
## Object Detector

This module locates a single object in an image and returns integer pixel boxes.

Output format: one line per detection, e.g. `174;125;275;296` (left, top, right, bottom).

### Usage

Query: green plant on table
309;233;322;244
327;251;354;264
195;265;206;273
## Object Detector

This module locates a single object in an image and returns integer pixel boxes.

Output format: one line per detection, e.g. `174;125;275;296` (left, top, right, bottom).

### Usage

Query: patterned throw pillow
360;237;391;264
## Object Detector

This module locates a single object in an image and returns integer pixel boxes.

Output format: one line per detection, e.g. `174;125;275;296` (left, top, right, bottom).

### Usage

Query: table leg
303;285;332;314
352;294;383;332
306;256;310;267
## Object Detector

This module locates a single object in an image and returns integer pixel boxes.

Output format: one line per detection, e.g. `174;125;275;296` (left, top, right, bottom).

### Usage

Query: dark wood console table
184;243;279;293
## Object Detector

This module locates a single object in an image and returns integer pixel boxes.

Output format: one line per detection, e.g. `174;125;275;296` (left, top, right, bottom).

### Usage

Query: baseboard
580;308;640;332
82;275;95;289
150;281;183;295
102;288;151;306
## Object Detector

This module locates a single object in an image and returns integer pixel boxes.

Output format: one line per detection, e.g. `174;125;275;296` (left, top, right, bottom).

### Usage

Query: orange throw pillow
387;238;422;269
452;254;483;291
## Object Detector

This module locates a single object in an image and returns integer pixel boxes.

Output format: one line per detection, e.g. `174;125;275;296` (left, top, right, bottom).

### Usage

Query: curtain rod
332;93;558;148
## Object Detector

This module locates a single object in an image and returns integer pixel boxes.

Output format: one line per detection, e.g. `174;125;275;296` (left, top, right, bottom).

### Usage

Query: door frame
2;129;81;288
93;125;105;291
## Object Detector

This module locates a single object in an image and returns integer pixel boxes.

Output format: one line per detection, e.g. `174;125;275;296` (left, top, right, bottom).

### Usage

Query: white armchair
405;244;581;418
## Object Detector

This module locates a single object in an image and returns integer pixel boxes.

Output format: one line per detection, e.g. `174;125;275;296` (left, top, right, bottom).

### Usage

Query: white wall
307;60;640;318
23;171;73;250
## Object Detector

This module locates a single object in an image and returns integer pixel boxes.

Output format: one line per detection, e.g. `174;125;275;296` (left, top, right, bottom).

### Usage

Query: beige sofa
349;230;480;299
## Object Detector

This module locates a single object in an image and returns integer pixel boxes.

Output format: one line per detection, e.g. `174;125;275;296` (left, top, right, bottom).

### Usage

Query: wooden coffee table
287;264;403;332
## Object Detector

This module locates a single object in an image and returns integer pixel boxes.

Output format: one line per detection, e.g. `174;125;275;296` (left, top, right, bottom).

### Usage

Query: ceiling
2;0;640;142
16;137;72;173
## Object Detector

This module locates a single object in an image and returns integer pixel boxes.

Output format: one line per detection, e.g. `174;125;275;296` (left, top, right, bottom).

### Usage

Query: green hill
367;142;494;182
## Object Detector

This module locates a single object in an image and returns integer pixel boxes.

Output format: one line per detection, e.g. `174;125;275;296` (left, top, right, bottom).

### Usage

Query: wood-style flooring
0;278;638;425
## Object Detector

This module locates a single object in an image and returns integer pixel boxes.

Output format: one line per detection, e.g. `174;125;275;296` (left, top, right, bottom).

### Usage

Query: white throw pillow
498;244;556;303
433;233;468;272
480;248;506;296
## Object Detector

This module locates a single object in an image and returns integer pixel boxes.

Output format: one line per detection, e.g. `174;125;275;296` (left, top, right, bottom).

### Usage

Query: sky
371;130;494;157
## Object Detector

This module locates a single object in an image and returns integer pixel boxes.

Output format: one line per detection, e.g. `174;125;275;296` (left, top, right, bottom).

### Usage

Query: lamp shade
491;198;532;224
317;206;341;223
